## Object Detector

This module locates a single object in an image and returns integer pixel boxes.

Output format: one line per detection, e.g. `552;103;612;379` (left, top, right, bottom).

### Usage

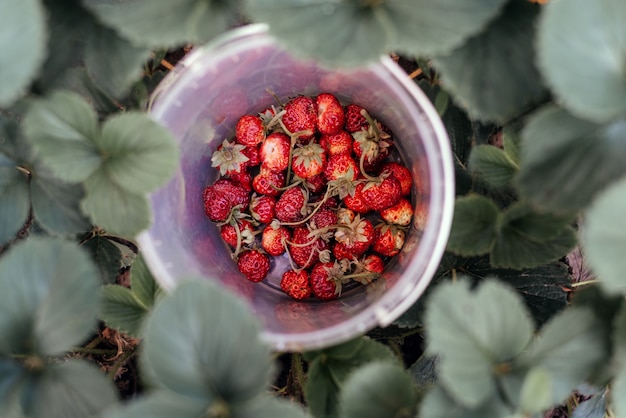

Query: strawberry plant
1;0;626;417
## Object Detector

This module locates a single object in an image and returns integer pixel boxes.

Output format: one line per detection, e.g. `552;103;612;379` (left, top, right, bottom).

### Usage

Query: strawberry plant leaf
23;91;102;183
27;361;118;418
516;308;607;406
30;166;92;236
305;337;396;418
537;0;626;123
461;256;571;327
130;255;159;308
491;222;577;270
83;0;242;48
519;367;552;413
96;112;178;195
446;194;499;256
232;395;311;418
582;177;626;294
517;106;626;214
0;237;100;356
81;170;151;237
0;0;46;106
100;391;208;418
408;354;439;387
0;154;30;245
84;23;152;99
468;145;519;188
338;361;417;418
82;235;123;284
419;384;513;418
424;279;533;407
433;0;547;124
141;279;272;403
99;285;147;338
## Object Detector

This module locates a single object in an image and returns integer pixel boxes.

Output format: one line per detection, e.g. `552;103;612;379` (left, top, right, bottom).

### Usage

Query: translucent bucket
138;24;454;351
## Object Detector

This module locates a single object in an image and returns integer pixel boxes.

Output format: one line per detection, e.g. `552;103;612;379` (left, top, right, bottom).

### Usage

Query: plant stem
291;353;306;396
108;348;136;380
69;347;120;356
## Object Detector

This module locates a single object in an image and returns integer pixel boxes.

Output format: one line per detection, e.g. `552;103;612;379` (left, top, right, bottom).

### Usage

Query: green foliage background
1;0;625;417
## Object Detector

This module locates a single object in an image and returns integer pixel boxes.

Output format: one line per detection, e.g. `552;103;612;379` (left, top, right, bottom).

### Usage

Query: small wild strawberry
310;262;341;300
250;194;276;224
333;215;374;259
252;168;285;197
211;139;249;176
213;178;250;210
344;104;369;133
310;208;338;231
241;145;262;168
319;131;353;156
380;198;413;226
380;161;412;196
283;96;316;142
343;182;371;214
289;226;329;269
316;93;345;135
292;143;327;179
225;169;252;191
260;132;291;172
237;249;271;282
324;153;359;182
236;115;265;146
349;254;384;284
373;223;406;257
203;185;232;222
361;175;402;211
262;225;291;256
220;219;255;248
275;186;307;223
304;173;327;194
280;269;312;300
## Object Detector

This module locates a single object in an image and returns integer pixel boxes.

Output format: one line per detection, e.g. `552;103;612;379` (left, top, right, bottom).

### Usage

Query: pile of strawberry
202;93;416;301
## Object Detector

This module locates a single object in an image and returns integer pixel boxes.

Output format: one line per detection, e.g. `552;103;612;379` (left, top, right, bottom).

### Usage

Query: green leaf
99;285;147;338
30;166;92;236
130;255;159;308
537;0;626;122
517;307;606;405
519;367;552;413
233;395;311;418
81;170;151;237
468;145;519;188
84;23;152;98
96;112;178;194
461;256;571;327
100;391;208;418
82;235;123;284
517;106;626;213
419;384;513;418
570;389;607;418
0;0;46;105
0;358;25;401
446;194;499;256
26;360;118;418
408;354;439;388
304;337;396;418
499;201;575;242
611;306;626;418
22;91;102;182
424;279;533;407
0;237;100;356
339;361;417;418
502;128;522;166
83;0;242;48
583;177;626;294
0;155;30;245
433;1;546;123
141;279;272;403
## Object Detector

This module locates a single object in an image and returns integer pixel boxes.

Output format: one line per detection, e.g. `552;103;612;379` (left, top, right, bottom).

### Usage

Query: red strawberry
380;198;413;226
324;154;359;181
310;208;338;230
292;143;327;179
282;96;316;142
250;194;276;224
304;174;327;194
262;225;291;256
237;249;270;282
361;175;402;211
319;131;353;156
310;262;341;300
344;104;369;133
241;145;262;168
252;169;285;197
343;182;371;214
289;226;329;268
316;93;345;135
280;270;312;300
373;224;406;257
380;162;412;196
226;169;252;191
260;132;291;172
333;215;374;259
220;219;255;248
353;135;390;172
236;115;265;146
213;178;250;210
362;254;384;274
203;185;232;222
275;186;307;223
211;139;249;176
349;254;384;284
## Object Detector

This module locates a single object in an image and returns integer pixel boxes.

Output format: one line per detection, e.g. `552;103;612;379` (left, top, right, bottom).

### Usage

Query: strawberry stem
277;185;335;227
359;151;380;182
